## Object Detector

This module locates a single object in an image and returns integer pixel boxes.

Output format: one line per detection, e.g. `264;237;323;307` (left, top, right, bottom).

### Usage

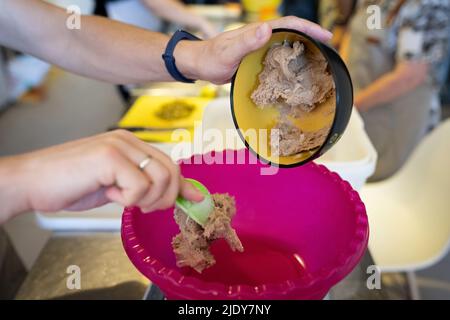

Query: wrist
173;39;204;81
0;156;32;222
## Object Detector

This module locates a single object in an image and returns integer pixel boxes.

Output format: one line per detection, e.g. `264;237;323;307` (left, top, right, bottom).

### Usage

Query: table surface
16;233;149;300
16;233;390;300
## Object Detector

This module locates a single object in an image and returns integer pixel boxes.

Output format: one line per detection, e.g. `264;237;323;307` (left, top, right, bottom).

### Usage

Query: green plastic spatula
175;178;214;227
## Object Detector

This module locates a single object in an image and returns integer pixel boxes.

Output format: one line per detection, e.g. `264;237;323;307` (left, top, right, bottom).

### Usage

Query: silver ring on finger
138;156;152;171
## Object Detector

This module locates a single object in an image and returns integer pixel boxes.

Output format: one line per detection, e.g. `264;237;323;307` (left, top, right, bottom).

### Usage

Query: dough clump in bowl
172;193;243;273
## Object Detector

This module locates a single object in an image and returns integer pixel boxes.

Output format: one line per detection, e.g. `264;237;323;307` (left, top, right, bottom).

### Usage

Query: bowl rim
230;28;354;169
121;149;369;299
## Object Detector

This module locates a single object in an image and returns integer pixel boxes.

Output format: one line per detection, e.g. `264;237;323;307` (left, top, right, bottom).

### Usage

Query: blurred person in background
280;0;357;31
320;0;357;31
319;0;357;48
340;0;450;181
94;0;219;38
281;0;358;49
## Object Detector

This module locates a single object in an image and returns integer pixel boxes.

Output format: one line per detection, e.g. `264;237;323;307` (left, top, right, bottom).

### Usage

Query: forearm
0;156;31;223
0;5;332;85
355;62;428;111
0;0;199;84
142;0;205;30
62;15;187;83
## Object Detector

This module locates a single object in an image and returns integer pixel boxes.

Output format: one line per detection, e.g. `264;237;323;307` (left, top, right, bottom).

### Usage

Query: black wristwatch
162;30;201;83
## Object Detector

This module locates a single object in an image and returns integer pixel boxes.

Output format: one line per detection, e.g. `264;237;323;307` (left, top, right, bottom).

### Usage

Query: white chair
361;119;450;299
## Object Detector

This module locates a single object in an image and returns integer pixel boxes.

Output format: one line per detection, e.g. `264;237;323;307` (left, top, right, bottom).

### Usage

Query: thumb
229;22;272;63
180;178;204;203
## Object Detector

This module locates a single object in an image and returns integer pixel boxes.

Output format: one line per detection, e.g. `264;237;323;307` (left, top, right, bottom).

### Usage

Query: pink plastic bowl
121;149;369;300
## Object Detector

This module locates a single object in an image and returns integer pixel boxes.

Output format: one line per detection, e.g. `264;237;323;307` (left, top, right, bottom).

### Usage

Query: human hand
175;16;333;84
0;130;203;222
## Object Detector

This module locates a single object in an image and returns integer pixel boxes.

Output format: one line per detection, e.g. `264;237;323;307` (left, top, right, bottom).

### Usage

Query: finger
144;175;204;212
110;131;191;211
114;130;182;201
137;156;179;212
225;22;272;65
268;16;333;42
221;21;260;38
137;157;172;211
141;167;182;212
100;149;151;207
141;175;180;212
103;136;173;211
180;178;204;202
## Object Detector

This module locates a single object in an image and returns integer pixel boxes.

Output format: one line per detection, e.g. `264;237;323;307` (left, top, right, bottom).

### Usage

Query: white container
37;98;377;231
316;108;378;191
198;98;377;191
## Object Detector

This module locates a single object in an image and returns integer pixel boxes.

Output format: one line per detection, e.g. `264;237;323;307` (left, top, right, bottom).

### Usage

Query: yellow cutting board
118;96;213;143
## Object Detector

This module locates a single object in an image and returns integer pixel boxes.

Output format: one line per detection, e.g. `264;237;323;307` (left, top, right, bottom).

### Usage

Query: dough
251;41;334;113
172;193;243;273
271;118;332;157
251;41;335;156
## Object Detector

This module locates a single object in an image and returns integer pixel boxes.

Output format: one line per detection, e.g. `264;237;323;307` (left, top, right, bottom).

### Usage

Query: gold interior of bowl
232;31;336;166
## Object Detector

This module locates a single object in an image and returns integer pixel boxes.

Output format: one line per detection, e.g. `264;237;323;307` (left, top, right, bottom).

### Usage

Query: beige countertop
16;233;149;300
16;231;398;299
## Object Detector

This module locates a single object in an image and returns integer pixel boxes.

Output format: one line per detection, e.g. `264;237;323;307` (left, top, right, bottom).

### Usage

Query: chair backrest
389;119;450;204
